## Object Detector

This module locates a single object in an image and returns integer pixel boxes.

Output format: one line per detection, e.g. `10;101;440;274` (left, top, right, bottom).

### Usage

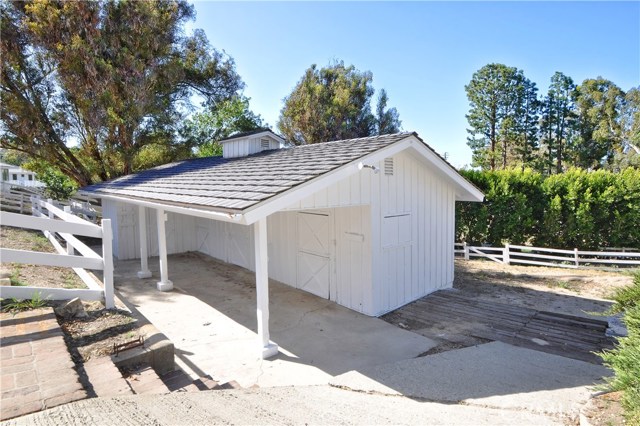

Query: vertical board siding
370;150;456;315
334;206;372;313
103;202;198;260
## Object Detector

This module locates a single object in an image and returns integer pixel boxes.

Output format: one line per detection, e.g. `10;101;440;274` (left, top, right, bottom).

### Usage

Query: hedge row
456;167;640;249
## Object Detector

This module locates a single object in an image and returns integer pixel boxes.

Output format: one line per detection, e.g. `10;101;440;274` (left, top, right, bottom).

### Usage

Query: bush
456;167;640;249
600;272;640;425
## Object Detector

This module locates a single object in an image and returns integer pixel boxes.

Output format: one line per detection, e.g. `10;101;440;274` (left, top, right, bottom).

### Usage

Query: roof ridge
292;132;414;149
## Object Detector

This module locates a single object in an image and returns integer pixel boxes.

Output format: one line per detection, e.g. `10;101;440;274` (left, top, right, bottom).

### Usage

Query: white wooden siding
370;150;456;316
105;201;197;260
222;135;282;158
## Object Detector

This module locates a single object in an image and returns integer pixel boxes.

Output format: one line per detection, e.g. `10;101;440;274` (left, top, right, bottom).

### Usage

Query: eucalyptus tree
573;77;625;169
1;0;244;185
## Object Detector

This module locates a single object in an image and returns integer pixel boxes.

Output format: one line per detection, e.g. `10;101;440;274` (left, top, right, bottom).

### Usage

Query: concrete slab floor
114;252;436;388
331;341;610;419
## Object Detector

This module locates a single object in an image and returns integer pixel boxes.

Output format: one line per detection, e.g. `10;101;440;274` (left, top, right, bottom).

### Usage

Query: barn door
297;211;333;299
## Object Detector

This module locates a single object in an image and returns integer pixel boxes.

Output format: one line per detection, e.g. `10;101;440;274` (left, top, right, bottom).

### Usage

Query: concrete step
124;364;170;395
83;357;133;397
159;368;245;392
160;369;201;392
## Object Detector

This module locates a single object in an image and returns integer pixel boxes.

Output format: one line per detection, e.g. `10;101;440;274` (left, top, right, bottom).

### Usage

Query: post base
137;270;152;279
260;343;279;359
157;280;173;292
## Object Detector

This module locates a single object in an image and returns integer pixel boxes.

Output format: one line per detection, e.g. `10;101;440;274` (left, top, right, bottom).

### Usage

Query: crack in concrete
272;304;329;334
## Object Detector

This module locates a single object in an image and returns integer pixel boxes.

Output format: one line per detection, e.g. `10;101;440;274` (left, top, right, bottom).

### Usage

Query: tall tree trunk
490;107;496;171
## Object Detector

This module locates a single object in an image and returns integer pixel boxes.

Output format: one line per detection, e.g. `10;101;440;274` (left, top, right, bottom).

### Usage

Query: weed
9;266;27;287
62;272;83;289
547;280;579;292
0;293;47;313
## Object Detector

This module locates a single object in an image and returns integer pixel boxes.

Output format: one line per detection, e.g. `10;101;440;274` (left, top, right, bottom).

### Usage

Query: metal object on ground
113;336;144;356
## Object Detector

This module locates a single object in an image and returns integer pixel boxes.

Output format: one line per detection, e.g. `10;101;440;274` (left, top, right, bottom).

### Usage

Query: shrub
600;272;640;425
456;167;640;249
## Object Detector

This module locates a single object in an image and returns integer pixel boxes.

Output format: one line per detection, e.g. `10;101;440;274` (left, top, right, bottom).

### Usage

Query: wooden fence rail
0;196;114;307
455;242;640;269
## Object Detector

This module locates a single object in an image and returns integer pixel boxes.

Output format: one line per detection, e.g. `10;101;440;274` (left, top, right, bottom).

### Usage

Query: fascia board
81;192;247;225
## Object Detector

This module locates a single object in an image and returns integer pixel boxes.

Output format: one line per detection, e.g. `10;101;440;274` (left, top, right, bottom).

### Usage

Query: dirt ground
453;259;634;318
0;226;85;289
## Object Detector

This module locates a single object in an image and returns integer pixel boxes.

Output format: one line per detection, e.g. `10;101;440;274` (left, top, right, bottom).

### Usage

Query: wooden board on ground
383;289;615;364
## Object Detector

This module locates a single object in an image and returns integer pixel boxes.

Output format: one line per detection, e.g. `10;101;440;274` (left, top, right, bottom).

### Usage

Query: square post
254;217;278;359
101;219;115;309
137;205;152;278
156;208;173;291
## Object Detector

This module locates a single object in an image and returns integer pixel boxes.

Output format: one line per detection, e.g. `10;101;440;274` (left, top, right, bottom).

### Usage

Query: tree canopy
182;96;265;158
277;62;401;145
1;0;245;186
465;63;635;173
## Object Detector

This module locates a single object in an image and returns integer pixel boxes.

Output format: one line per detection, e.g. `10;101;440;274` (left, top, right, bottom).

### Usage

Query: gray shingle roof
82;132;414;213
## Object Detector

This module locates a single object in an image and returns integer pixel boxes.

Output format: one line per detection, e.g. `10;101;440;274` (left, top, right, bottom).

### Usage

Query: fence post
463;242;469;260
503;243;510;265
19;194;24;214
63;206;74;255
101;219;115;309
47;198;54;219
574;248;579;268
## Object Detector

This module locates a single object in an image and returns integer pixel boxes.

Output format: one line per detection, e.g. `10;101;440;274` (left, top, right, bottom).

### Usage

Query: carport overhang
82;134;483;360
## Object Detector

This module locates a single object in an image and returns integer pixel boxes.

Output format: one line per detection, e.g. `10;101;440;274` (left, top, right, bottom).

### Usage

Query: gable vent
384;157;394;176
260;139;270;149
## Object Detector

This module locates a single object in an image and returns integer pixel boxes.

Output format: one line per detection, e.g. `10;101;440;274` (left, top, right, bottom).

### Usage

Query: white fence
0;187;34;214
0;197;114;308
455;242;640;269
0;184;101;221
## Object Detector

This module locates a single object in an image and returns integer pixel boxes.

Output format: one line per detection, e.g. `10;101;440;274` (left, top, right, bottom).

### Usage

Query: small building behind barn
0;162;43;188
83;130;483;357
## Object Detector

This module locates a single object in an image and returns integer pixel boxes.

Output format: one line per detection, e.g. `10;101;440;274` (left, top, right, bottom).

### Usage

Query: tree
181;96;265;157
540;72;576;174
465;63;523;170
1;0;244;186
277;61;401;144
573;77;625;169
511;76;540;170
375;89;401;135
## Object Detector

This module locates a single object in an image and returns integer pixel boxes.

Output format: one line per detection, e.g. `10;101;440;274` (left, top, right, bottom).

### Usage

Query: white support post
137;206;152;278
101;219;115;309
156;208;173;291
574;248;579;267
463;242;469;261
64;206;74;255
254;217;278;359
503;243;510;265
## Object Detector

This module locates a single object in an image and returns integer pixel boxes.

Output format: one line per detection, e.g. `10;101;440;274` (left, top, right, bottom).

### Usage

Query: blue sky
191;1;639;168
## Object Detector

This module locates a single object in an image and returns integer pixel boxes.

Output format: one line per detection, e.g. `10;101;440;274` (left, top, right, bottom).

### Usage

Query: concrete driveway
114;252;437;388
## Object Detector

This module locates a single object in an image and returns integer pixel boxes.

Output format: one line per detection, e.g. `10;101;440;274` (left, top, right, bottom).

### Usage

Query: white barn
83;130;483;358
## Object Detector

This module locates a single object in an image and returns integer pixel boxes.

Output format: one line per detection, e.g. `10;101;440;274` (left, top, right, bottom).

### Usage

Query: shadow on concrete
112;251;611;404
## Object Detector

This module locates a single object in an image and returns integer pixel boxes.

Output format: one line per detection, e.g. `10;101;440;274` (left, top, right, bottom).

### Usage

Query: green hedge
456;168;640;249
